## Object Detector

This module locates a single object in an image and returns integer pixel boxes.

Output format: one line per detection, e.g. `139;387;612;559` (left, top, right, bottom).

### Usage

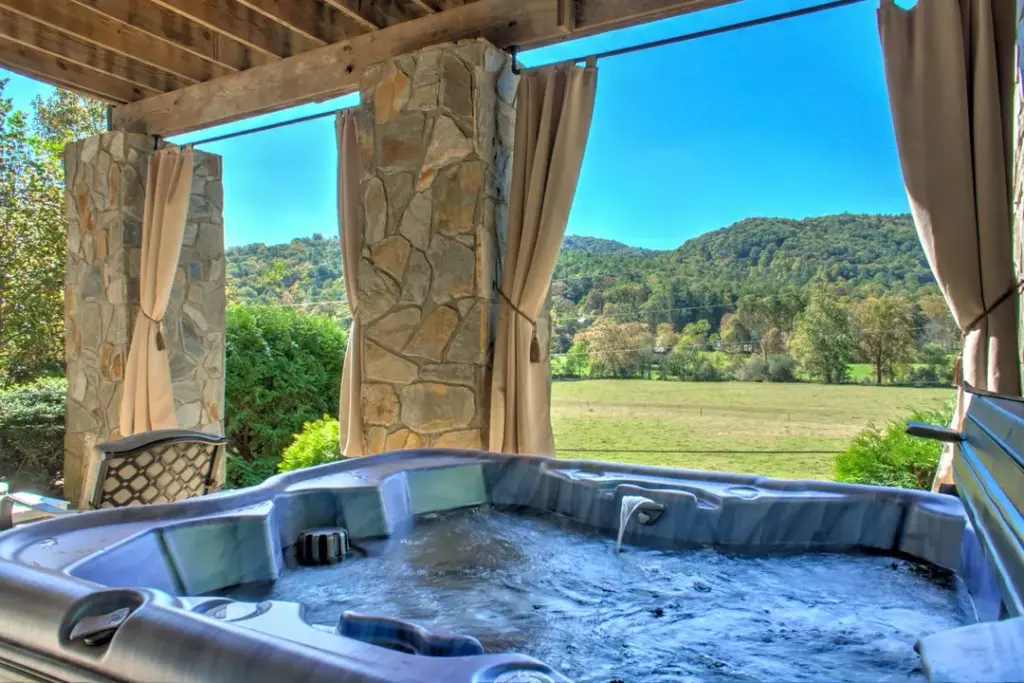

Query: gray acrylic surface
0;439;1012;683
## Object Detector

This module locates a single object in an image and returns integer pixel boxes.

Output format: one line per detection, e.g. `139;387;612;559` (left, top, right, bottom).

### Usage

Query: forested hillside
553;213;929;301
227;214;930;307
226;231;347;316
225;213;955;386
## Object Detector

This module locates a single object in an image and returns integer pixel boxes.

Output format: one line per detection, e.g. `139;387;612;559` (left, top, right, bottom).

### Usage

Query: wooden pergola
0;0;733;136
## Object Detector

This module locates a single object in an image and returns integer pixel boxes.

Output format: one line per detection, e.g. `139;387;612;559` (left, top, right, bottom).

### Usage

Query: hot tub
0;445;1013;682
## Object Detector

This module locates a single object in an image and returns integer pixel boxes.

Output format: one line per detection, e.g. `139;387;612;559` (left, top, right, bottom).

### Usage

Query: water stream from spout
616;495;657;553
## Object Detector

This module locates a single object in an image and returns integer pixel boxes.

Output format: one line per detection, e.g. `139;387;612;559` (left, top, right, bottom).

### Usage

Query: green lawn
550;380;952;481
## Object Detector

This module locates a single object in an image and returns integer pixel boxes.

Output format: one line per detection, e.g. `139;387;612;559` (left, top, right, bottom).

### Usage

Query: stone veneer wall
352;39;516;453
63;132;225;503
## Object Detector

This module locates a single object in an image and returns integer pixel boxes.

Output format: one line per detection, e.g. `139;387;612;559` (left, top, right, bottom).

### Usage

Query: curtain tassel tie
952;278;1024;387
497;288;541;363
141;310;166;351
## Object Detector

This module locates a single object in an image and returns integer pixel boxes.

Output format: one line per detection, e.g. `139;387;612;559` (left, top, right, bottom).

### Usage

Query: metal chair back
91;430;227;509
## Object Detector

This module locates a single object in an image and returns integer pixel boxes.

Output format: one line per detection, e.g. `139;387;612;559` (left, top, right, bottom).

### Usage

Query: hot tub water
218;506;973;682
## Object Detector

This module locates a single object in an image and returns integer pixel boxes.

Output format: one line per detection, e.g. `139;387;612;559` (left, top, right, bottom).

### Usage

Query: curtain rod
513;0;870;73
180;0;869;144
171;107;347;148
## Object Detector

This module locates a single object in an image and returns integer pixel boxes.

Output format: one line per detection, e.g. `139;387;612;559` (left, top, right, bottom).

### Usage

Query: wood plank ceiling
0;0;737;134
0;0;460;103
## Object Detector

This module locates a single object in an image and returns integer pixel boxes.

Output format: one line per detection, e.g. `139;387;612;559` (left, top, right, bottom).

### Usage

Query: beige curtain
119;146;194;435
489;62;598;454
878;0;1019;489
337;111;366;457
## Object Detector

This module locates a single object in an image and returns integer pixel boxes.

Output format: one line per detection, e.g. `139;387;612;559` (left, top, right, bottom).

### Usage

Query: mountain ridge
226;212;930;307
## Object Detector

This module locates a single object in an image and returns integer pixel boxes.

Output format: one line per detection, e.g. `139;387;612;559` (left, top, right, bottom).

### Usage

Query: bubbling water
218;506;973;683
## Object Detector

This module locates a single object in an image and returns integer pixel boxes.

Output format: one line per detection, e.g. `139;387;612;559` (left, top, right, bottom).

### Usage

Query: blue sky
1;0;909;250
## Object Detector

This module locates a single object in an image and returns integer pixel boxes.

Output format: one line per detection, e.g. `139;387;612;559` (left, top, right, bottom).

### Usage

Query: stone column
353;38;516;453
63;133;226;503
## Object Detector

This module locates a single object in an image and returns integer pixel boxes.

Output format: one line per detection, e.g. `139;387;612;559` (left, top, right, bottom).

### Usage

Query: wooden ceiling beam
234;0;367;45
0;36;147;102
0;0;228;82
69;0;272;72
319;0;380;31
0;7;187;95
579;0;733;32
150;0;320;57
113;0;738;136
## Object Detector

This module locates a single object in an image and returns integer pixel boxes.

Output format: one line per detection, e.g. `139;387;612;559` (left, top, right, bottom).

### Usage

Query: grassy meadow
550;380;952;481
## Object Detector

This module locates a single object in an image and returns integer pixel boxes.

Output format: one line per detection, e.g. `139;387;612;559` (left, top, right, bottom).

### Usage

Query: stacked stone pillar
352;39;516;453
63;133;226;503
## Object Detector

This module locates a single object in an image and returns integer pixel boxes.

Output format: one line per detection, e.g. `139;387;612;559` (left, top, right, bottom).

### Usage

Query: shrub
737;356;768;382
225;305;347;487
0;377;66;495
226;454;280;489
278;416;341;473
670;348;728;382
766;354;796;382
835;401;955;490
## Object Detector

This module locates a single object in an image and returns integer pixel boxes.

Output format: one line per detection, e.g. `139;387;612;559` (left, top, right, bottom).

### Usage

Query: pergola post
62;133;226;503
351;38;517;452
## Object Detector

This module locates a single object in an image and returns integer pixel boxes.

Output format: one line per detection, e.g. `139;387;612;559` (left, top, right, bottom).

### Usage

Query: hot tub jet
616;495;664;553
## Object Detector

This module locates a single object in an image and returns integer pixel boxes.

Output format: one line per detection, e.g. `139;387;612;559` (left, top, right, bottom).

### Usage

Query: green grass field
550;380;952;481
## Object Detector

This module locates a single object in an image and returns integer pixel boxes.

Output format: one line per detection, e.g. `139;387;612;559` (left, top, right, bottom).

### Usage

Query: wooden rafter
403;0;437;16
0;36;146;102
0;7;187;95
149;0;320;57
234;0;367;45
319;0;380;31
363;0;430;26
112;0;738;136
68;0;272;71
0;0;227;82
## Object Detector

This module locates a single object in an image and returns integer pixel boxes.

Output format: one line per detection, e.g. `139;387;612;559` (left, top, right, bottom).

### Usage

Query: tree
31;90;106;149
736;293;803;359
855;296;916;385
735;297;774;358
655;322;678;350
761;327;785;356
790;289;857;384
719;312;752;352
562;340;589;378
918;293;958;350
621;321;655;378
665;319;722;381
603;283;647;322
678;319;711;350
0;84;104;385
577;317;652;378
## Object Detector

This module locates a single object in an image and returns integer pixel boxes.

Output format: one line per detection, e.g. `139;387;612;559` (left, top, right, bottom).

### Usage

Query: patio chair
0;429;227;530
83;429;228;509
